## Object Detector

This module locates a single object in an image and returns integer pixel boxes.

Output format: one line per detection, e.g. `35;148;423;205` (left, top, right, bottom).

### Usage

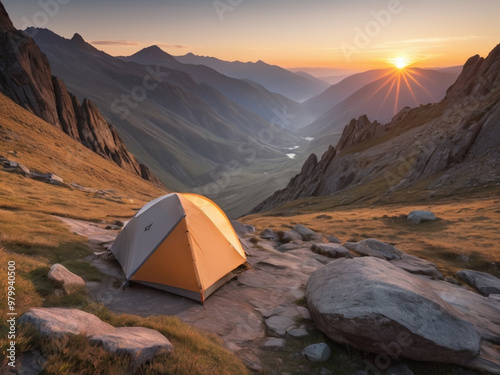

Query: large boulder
20;308;173;368
277;230;302;244
457;270;500;296
390;253;444;279
48;264;85;294
344;239;402;260
231;220;255;236
306;257;481;365
407;210;437;224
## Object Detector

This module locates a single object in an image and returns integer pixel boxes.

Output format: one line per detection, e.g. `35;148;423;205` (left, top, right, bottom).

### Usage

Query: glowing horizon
2;0;499;72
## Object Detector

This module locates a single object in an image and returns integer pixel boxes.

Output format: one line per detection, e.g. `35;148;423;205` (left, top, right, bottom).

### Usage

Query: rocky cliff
252;43;500;213
0;2;163;188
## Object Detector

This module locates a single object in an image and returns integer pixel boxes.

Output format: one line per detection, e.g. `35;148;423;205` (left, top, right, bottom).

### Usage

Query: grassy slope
0;93;249;374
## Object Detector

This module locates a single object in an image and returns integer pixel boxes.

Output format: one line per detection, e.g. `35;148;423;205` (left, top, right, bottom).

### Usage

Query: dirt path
57;217;330;373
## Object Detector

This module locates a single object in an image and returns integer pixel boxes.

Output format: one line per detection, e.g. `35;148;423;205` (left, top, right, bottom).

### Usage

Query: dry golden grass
244;197;500;278
0;95;248;374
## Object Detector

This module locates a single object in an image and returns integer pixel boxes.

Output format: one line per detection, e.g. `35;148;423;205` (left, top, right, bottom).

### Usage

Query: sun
391;56;410;70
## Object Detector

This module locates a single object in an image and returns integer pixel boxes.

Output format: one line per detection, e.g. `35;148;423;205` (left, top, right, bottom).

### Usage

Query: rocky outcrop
252;43;500;214
306;257;500;372
407;210;437;224
0;3;163;188
252;146;336;213
20;308;173;368
337;115;385;151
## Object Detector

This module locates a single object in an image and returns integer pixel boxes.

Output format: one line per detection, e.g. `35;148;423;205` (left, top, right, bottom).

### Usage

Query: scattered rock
301;343;331;363
307;257;482;365
261;228;278;240
293;224;323;241
311;243;352;258
445;276;460;285
265;315;296;337
105;225;122;230
344;239;402;260
287;325;310;339
231;220;255;236
276;243;304;252
296;306;311;320
320;368;333;375
47;264;85;294
278;230;302;244
457;270;500;296
327;235;342;244
407;210;437;224
114;220;125;228
263;338;287;349
19;308;173;368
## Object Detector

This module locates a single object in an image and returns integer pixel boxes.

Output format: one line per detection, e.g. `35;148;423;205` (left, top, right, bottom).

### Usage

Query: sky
3;0;500;73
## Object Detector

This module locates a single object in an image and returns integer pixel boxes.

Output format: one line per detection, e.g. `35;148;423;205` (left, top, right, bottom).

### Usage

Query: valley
1;1;499;374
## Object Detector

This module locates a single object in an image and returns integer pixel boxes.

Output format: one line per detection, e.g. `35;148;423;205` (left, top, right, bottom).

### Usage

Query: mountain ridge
0;3;163;188
252;43;500;214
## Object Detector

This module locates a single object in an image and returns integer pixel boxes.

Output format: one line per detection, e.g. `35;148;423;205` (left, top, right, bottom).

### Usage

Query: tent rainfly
110;193;247;302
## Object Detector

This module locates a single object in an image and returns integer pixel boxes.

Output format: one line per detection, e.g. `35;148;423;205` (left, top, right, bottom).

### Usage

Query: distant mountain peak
129;45;178;63
71;33;85;44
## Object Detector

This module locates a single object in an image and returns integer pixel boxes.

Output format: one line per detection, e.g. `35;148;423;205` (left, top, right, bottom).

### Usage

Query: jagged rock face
0;4;60;126
252;44;500;213
0;3;163;188
337;115;383;151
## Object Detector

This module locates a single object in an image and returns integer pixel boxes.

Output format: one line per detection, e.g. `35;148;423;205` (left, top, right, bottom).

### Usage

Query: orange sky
4;0;500;72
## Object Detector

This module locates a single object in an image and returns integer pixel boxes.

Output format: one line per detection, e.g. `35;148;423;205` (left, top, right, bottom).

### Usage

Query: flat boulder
311;243;351;258
293;224;323;241
306;257;481;365
344;239;402;260
48;263;85;294
20;308;172;368
457;269;500;296
407;210;436;224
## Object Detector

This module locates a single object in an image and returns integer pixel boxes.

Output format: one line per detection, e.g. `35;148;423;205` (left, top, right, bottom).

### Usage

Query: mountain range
252;43;500;214
174;53;329;102
0;18;466;217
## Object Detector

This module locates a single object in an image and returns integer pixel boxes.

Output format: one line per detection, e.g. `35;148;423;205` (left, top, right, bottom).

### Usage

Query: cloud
90;40;141;46
90;40;190;49
156;43;190;49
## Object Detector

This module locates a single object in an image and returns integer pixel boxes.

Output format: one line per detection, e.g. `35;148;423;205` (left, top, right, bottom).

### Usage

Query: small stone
296;306;311;320
328;235;342;244
301;343;331;362
287;325;310;339
320;368;333;375
261;228;277;240
456;269;500;296
47;264;85;294
311;243;351;258
114;220;125;228
407;210;436;224
263;338;287;349
265;315;296;337
293;224;323;241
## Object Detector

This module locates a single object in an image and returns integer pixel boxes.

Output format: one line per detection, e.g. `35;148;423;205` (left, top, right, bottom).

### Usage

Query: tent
110;193;247;302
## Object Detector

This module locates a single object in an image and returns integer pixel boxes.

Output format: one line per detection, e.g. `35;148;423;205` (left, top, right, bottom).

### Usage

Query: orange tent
111;193;247;302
